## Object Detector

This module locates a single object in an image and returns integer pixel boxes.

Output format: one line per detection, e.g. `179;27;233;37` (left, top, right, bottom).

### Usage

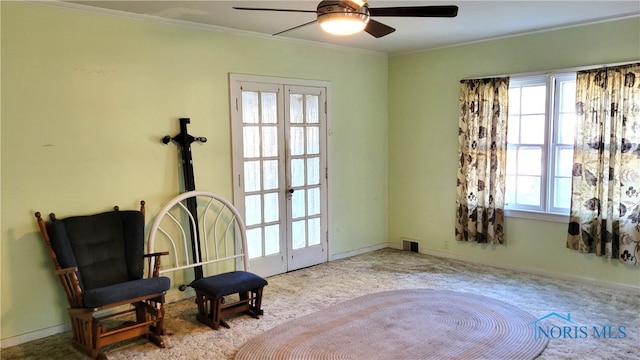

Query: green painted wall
0;2;388;340
388;18;640;288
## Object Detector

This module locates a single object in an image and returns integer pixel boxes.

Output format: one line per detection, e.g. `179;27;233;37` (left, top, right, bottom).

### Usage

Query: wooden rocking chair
35;201;170;359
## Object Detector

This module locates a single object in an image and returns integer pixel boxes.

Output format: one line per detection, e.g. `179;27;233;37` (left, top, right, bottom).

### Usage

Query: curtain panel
567;63;640;265
456;77;509;244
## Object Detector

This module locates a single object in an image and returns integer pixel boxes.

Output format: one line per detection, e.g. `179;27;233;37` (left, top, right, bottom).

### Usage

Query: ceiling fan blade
369;5;458;17
273;20;318;36
364;19;396;38
233;7;316;14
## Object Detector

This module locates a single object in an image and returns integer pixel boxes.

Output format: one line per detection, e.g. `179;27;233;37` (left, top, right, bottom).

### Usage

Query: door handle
288;188;295;194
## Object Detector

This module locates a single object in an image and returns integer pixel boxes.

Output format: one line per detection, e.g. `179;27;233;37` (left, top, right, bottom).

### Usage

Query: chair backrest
46;210;145;291
147;191;250;287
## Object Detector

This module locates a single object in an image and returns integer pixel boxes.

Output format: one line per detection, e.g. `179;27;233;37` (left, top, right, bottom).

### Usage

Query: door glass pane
292;220;306;249
290;94;303;124
306;95;319;124
244;195;262;226
307;126;319;154
246;228;262;259
308;187;320;215
263;192;279;222
242;91;259;124
307;157;319;185
243;127;260;158
263;160;278;190
291;159;305;187
308;218;320;246
244;161;261;192
262;126;278;157
291;189;305;219
264;225;280;255
261;92;277;124
290;127;304;156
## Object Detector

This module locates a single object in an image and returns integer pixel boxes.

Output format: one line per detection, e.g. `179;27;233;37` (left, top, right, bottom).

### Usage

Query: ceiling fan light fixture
319;13;369;35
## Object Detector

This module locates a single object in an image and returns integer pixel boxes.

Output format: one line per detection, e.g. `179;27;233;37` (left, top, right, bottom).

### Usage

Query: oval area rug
235;289;548;360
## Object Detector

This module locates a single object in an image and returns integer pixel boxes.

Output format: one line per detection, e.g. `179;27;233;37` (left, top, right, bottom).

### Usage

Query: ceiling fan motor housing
317;0;371;24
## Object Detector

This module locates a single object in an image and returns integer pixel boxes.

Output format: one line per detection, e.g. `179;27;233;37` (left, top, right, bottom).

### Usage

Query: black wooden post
162;118;207;280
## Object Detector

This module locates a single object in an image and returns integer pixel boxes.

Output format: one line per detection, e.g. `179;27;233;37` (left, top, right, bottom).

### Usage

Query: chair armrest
54;267;84;308
144;252;169;278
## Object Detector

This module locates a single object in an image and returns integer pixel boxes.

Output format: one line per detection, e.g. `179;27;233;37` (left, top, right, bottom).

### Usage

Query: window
506;73;576;218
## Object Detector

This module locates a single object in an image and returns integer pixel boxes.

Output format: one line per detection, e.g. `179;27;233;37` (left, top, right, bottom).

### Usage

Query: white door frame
229;73;332;277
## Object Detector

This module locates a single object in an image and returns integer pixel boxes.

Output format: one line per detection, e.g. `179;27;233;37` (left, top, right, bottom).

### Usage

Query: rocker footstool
190;271;268;330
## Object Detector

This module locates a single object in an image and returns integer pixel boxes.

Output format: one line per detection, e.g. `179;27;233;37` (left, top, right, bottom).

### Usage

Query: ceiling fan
233;1;459;38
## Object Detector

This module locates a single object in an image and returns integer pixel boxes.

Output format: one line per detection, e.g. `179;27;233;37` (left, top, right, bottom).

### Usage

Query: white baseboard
0;323;71;349
418;247;640;293
0;288;196;349
331;243;388;261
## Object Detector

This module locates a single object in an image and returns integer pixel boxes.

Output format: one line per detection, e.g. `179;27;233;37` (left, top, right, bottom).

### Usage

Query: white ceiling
65;1;640;55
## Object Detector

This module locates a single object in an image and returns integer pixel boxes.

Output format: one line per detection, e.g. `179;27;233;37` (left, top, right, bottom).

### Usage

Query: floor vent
402;239;419;253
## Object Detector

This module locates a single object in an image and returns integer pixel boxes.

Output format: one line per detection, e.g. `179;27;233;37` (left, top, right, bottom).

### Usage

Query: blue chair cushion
190;271;268;298
83;276;171;308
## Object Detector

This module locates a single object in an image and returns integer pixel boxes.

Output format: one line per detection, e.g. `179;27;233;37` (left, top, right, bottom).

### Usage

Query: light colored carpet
1;248;638;359
235;289;548;360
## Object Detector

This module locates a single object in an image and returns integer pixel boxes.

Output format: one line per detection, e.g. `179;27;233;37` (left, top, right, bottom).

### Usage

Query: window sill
505;209;568;223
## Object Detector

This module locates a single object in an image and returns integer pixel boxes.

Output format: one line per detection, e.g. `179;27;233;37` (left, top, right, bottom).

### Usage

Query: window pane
291;158;305;187
507;116;520;144
246;228;262;259
306;95;319;124
292;220;306;249
262;126;278;157
516;176;541;206
242;91;259;124
245;195;262;226
557;113;576;144
290;94;303;124
308;218;320;246
556;148;573;177
517;148;542;176
554;178;572;209
559;81;576;113
243;161;260;192
261;92;277;124
520;115;545;144
243;126;260;158
506;148;517;174
263;160;278;190
505;175;516;205
290;126;304;156
508;88;521;115
263;192;279;223
264;225;280;255
521;85;546;114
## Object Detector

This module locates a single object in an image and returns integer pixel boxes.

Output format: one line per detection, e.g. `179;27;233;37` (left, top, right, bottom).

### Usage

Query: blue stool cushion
190;271;267;298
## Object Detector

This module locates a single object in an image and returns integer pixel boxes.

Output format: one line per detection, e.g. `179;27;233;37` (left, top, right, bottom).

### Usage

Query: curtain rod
460;60;639;82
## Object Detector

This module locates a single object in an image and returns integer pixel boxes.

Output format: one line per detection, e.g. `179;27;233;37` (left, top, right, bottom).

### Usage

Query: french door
230;74;329;278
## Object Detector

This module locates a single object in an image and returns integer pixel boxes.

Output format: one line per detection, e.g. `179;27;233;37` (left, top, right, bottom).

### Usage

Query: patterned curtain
456;78;509;244
567;63;640;265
